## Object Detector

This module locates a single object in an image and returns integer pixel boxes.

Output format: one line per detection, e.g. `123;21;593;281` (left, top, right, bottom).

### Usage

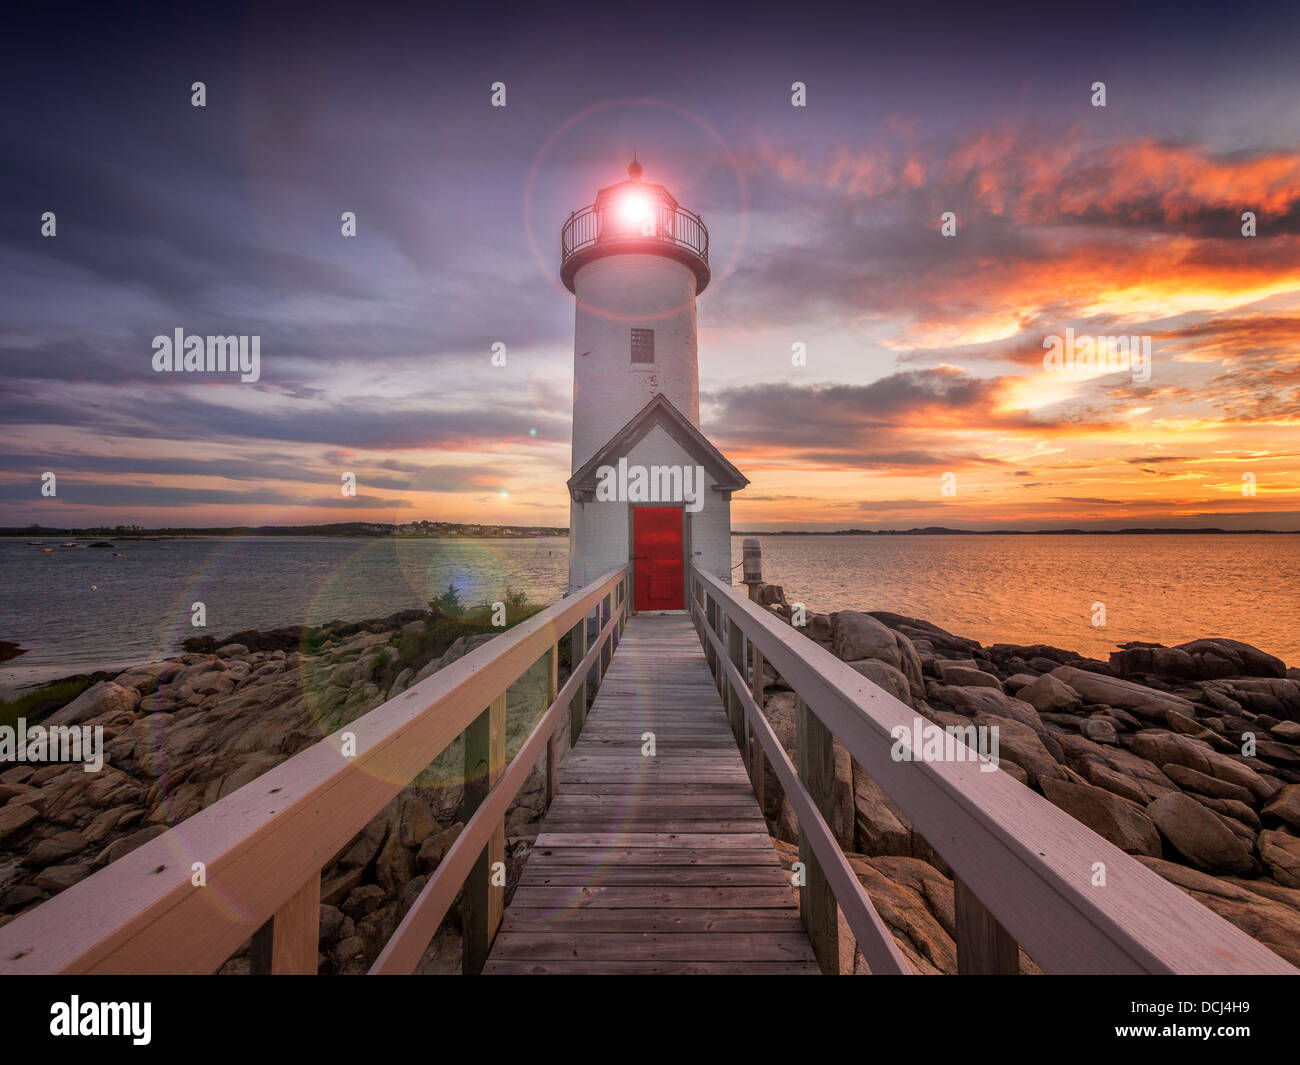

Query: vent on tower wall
631;328;655;363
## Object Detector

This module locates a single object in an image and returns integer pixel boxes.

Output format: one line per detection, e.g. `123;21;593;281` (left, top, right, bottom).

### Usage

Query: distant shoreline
4;525;1297;539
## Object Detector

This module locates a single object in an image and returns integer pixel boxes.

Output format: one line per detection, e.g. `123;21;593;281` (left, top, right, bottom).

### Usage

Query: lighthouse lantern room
562;160;747;611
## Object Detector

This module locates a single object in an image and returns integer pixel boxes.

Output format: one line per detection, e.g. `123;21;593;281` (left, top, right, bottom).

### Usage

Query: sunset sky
3;2;1299;531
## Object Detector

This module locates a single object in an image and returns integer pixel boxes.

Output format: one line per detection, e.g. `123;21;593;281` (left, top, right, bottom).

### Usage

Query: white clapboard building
561;159;748;610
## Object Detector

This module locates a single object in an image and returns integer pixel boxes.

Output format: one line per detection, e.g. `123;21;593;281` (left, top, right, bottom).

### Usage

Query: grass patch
0;677;95;731
370;594;547;691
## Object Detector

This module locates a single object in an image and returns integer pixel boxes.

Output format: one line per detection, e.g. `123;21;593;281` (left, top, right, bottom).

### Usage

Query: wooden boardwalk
484;613;819;974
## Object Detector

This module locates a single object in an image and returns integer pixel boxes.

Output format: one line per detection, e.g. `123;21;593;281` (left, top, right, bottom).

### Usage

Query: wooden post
250;874;320;974
601;593;612;675
796;696;838;975
742;537;763;602
955;877;1020;974
751;642;766;813
570;616;588;743
545;642;559;808
705;595;718;682
727;616;745;742
462;692;506;975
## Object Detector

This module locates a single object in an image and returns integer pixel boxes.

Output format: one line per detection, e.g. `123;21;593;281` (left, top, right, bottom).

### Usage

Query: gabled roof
568;393;749;500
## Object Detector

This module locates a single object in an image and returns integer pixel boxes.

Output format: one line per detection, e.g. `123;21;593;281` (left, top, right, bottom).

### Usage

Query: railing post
751;641;766;812
727;615;744;742
545;641;559;809
599;592;612;679
955;877;1020;974
462;692;506;975
250;873;321;974
570;614;588;743
796;696;839;974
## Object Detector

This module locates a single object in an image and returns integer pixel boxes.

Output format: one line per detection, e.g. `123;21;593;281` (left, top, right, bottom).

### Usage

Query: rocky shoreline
2;591;1299;974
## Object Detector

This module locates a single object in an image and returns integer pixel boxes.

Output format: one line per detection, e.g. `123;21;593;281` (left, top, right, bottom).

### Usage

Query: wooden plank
249;874;320;975
518;867;792;887
487;932;816;962
498;908;808;933
534;832;775;849
484;959;820;975
483;614;820;975
462;691;507;975
523;847;779;866
508;886;801;909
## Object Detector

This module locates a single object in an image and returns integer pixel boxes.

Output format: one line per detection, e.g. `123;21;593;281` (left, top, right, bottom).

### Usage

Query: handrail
694;604;912;975
0;565;630;975
371;598;623;973
561;199;710;290
689;564;1297;975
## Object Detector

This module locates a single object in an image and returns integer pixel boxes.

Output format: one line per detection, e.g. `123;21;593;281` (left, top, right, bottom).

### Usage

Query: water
0;536;571;687
734;533;1300;666
2;533;1295;689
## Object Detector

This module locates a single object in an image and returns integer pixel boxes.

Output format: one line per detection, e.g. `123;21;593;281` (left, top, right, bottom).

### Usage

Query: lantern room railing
560;198;710;291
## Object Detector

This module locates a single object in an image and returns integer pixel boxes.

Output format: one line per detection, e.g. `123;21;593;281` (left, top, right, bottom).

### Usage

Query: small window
631;328;655;363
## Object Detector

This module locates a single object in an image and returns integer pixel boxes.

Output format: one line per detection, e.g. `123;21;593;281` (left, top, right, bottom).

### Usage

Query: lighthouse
563;160;748;610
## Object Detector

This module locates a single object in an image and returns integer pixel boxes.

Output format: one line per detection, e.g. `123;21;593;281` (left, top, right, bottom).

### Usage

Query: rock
972;713;1063;785
1262;784;1300;831
1145;793;1255;875
191;672;237;697
321;867;364;907
1020;673;1083;714
1162;764;1254;804
1258;829;1300;887
1174;639;1286;680
0;804;39;843
341;884;386;918
33;861;91;893
216;643;249;658
93;824;167;868
43;682;140;726
1003;673;1038;695
417;822;464;872
852;764;911;857
1051;666;1195;720
1082;759;1162;806
936;663;1000;689
399;796;436;848
1040;778;1162;856
1131;731;1214;776
26;830;86;867
832;612;923;692
1271;721;1300;742
847;659;911;705
375;830;414;893
1080;717;1119;745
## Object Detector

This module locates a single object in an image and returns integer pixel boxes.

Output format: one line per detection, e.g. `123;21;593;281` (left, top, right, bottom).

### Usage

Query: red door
633;507;684;611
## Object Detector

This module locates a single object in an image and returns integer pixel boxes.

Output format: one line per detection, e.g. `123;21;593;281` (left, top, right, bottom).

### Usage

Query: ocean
1;532;1296;688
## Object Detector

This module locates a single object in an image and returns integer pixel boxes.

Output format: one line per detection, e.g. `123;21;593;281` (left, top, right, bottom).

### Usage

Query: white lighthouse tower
563;160;747;610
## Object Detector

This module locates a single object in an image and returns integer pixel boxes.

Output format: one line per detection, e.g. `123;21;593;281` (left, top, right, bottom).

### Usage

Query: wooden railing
0;566;630;975
689;564;1297;976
